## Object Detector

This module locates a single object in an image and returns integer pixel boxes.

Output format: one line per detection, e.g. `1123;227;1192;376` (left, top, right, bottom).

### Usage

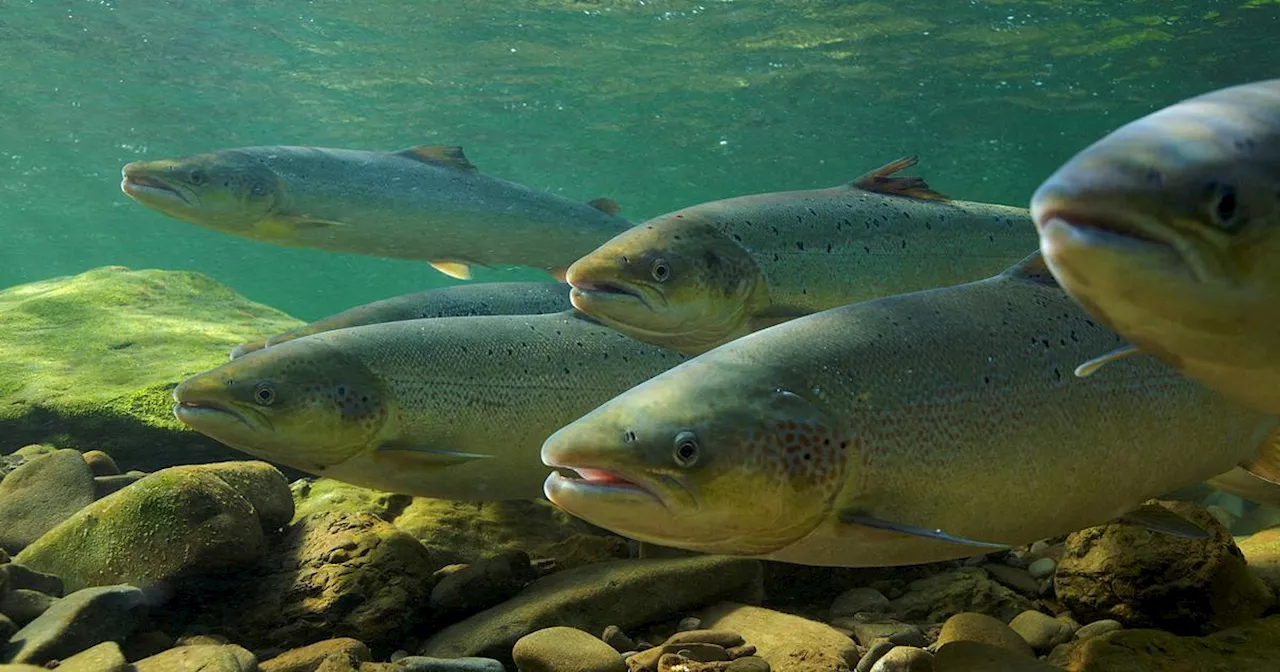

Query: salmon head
122;149;282;232
564;212;767;354
541;352;851;556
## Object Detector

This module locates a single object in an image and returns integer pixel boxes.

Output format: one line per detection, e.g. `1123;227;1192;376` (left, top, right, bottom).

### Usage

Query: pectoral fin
1239;426;1280;487
1112;502;1209;539
258;215;347;239
837;509;1011;549
1074;344;1144;378
430;261;473;280
377;443;493;466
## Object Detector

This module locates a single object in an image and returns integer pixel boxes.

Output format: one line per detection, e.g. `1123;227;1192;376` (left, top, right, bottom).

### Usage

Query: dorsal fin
998;251;1060;286
587;198;621;216
851;156;950;201
393;145;478;172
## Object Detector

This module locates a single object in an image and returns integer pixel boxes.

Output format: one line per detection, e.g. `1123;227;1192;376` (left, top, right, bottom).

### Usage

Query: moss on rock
0;266;303;471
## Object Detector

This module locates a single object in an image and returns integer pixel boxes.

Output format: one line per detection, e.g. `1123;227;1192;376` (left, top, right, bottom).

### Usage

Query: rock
932;641;1061;672
120;629;175;661
261;638;373;672
850;621;926;648
419;556;763;666
725;658;770;672
980;564;1040;596
676;616;702;632
54;641;127;672
1073;619;1122;640
0;267;304;472
176;633;229;646
855;641;896;672
1026;558;1055;580
0;564;62;597
1048;614;1280;671
529;534;631;572
393;657;505;672
1007;611;1073;653
600;625;637;653
132;644;258;671
664;630;745;648
2;585;148;665
429;550;538;623
1239;525;1280;592
887;568;1035;624
0;449;97;554
81;450;120;476
934;613;1033;658
1054;500;1275;634
93;472;148;498
513;626;625;672
205;510;435;655
0;614;15;641
0;589;54;626
831;587;892;619
15;461;291;593
695;602;859;672
869;647;932;672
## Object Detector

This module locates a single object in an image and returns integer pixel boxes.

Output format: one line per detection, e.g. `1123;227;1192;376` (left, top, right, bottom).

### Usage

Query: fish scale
541;254;1279;568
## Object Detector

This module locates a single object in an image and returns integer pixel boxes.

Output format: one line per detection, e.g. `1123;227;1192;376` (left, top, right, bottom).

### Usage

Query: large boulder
0;266;303;471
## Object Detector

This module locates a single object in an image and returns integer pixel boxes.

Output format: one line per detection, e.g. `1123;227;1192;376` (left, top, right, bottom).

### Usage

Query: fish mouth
568;280;655;310
543;463;667;508
171;398;254;432
120;167;192;206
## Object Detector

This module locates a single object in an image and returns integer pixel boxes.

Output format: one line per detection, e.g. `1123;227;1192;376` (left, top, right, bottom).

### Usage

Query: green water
2;0;1276;320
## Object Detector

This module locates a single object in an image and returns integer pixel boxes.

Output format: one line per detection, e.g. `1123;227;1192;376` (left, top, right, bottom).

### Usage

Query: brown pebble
664;630;745;648
725;644;756;659
725;657;770;672
674;643;729;662
603;625;639;653
80;450;120;476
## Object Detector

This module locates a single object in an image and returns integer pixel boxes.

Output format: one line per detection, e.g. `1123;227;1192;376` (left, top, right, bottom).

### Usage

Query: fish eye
1209;182;1243;231
189;169;207;186
651;258;671;282
672;430;699;467
253;381;276;406
250;182;268;197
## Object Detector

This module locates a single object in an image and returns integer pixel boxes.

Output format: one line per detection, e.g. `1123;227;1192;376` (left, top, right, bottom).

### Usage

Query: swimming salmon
229;281;572;358
1030;79;1280;437
541;253;1280;567
173;310;688;501
564;157;1036;354
121;144;632;280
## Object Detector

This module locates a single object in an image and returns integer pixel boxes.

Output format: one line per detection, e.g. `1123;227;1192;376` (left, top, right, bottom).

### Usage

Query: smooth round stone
726;656;771;672
513;626;626;672
600;625;637;653
677;616;703;632
934;612;1034;658
870;646;933;672
1074;619;1123;640
1008;610;1074;652
831;587;892;619
81;451;121;477
1027;558;1056;579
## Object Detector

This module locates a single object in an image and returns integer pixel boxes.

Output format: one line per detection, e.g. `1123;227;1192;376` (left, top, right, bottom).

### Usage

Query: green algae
0;266;303;470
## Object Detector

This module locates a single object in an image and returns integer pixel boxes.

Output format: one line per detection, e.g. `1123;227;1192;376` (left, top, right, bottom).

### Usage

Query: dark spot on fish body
1053;367;1062;381
796;241;805;251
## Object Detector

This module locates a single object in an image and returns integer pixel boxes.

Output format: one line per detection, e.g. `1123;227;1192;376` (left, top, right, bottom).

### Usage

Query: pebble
0;613;15;641
0;588;54;626
665;630;745;648
855;641;897;672
932;641;1062;671
831;587;892;619
429;550;538;622
93;472;147;498
869;646;933;672
670;643;729;662
80;450;120;476
1027;558;1056;580
981;564;1040;596
0;563;63;596
724;644;757;659
0;449;97;554
601;625;638;653
132;644;258;671
54;641;127;672
260;638;372;672
512;626;626;672
1073;619;1123;640
934;612;1034;658
851;621;927;648
1008;610;1074;653
3;584;148;666
726;657;771;672
395;657;506;672
677;616;703;632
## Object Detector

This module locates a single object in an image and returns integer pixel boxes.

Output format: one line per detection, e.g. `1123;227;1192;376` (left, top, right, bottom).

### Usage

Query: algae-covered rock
207;510;436;654
15;461;291;593
1054;500;1274;635
2;585;148;665
694;603;859;672
0;266;303;471
1240;525;1280;593
1048;614;1280;671
418;556;764;666
292;478;607;566
0;449;96;554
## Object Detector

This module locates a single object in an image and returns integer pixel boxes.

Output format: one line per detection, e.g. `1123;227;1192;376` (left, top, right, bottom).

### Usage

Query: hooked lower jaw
541;462;667;509
120;172;192;207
